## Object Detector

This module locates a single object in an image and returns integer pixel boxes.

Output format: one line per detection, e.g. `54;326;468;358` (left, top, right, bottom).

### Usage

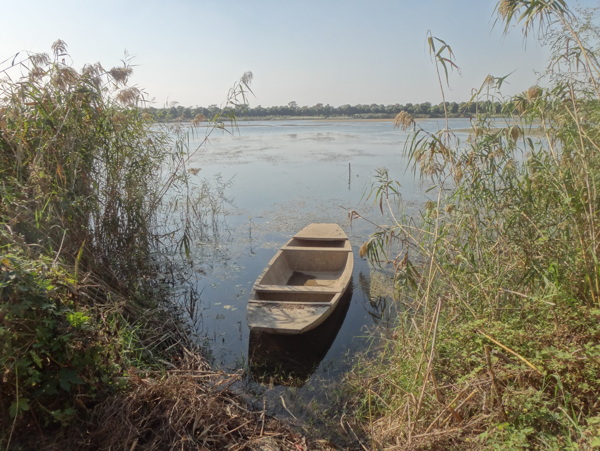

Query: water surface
181;118;472;426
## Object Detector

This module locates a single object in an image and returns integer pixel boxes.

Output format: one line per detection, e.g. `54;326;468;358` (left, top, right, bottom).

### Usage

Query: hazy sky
0;1;592;108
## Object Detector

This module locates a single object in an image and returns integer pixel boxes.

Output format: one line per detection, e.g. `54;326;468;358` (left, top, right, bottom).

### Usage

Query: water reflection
248;285;353;387
167;119;471;437
357;270;398;328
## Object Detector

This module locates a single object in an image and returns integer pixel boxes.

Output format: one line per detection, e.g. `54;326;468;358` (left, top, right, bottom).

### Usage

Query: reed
0;40;254;446
348;2;600;449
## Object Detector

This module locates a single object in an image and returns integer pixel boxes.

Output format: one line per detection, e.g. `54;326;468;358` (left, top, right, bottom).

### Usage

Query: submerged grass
348;2;600;449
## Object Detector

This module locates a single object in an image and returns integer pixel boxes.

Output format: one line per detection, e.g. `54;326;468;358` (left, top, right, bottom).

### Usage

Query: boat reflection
247;283;353;387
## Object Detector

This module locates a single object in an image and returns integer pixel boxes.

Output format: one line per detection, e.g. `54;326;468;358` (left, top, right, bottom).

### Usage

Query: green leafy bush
1;238;122;428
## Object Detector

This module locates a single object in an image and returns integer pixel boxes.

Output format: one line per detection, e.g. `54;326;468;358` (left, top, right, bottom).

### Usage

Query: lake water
180;118;472;433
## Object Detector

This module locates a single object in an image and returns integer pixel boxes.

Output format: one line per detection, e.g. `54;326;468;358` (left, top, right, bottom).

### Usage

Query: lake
179;118;472;430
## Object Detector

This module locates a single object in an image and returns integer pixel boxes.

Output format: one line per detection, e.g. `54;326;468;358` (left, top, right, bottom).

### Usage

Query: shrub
1;237;123;431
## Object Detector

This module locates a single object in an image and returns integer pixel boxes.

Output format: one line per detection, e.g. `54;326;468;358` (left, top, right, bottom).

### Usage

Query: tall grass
0;41;163;292
349;3;600;449
0;40;252;446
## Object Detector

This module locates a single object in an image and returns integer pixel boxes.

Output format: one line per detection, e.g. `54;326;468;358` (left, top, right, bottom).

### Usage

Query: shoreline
166;116;473;127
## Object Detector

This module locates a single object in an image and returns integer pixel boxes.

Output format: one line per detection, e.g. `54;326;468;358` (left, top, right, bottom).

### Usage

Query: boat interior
257;248;350;287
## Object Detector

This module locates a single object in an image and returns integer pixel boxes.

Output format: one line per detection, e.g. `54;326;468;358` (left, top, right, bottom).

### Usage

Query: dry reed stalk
423;385;472;434
340;415;370;451
410;297;443;441
484;345;500;399
476;329;542;374
86;357;309;450
439;389;478;427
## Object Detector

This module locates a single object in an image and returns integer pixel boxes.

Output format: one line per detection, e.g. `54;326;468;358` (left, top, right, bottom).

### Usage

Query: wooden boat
247;223;353;334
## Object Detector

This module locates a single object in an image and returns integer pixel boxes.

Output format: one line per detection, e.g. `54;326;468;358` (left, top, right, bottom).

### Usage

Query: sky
0;0;594;108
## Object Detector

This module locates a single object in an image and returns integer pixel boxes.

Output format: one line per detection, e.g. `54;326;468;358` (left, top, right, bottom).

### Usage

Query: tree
415;101;431;115
287;101;299;116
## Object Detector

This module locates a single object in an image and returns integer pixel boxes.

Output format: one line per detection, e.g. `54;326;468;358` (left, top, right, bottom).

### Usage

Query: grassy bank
0;42;315;450
347;2;600;449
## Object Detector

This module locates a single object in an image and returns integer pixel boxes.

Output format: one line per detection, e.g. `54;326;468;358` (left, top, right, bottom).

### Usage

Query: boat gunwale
280;245;352;252
253;284;342;294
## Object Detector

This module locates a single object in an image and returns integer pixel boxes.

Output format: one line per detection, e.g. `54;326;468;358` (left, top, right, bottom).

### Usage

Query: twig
5;366;18;451
279;395;296;420
411;426;464;440
476;329;542;374
500;288;555;306
424;385;471;434
440;389;477;427
223;419;253;437
484;345;501;402
260;398;266;436
52;229;67;267
340;414;370;451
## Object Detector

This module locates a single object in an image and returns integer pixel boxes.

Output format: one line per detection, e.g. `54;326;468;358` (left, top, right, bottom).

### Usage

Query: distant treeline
144;100;505;122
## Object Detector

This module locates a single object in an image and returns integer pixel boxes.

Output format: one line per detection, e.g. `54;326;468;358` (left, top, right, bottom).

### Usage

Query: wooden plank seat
281;245;352;252
253;284;340;294
247;300;332;306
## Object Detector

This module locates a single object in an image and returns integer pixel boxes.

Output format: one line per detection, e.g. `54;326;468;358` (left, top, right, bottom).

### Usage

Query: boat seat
281;245;352;252
253;284;340;294
247;299;331;306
